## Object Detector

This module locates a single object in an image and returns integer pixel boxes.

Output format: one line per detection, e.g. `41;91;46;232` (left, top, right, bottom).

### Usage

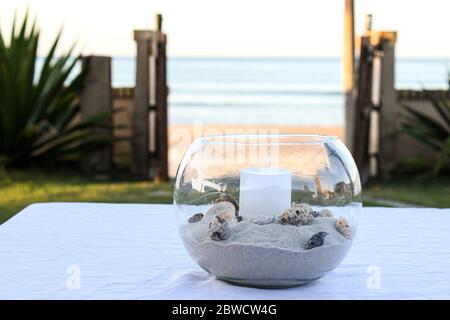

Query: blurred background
1;0;449;223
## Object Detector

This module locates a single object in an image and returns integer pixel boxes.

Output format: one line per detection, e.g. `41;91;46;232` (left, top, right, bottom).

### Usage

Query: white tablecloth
0;203;449;299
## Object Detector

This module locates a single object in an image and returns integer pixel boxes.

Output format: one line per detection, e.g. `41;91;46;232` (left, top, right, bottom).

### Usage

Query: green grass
364;179;450;208
1;170;449;225
0;169;173;224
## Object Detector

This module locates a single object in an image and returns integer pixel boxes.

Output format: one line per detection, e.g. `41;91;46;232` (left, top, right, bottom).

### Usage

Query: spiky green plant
0;12;109;167
402;93;450;177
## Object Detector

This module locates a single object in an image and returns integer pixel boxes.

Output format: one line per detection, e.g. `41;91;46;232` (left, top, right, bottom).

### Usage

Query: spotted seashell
214;193;242;221
208;215;231;241
204;202;237;224
335;217;351;239
278;203;314;226
278;210;298;225
294;204;314;224
247;215;275;225
216;210;238;225
305;232;328;250
188;213;204;224
214;193;239;212
318;208;334;218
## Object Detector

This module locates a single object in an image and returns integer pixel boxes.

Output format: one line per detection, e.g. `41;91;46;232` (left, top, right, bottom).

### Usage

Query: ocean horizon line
107;55;450;61
110;55;450;61
35;55;450;63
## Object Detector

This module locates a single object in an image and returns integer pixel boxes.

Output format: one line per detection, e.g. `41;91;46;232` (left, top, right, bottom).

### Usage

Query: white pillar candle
239;168;292;217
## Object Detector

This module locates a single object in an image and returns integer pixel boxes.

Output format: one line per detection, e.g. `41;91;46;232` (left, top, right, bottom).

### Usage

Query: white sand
179;217;353;286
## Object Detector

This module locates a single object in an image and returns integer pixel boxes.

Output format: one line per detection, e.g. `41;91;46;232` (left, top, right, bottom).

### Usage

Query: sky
1;0;449;58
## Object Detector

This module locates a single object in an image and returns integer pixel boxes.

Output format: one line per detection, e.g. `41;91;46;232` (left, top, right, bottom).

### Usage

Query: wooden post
80;56;112;175
378;35;398;179
352;30;398;183
369;51;382;177
132;16;169;181
155;14;163;32
154;32;169;181
352;36;372;183
365;14;373;34
132;31;153;177
343;0;355;152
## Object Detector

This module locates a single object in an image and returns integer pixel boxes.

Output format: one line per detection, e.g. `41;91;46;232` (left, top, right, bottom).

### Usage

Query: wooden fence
80;15;169;181
352;29;447;182
352;30;397;182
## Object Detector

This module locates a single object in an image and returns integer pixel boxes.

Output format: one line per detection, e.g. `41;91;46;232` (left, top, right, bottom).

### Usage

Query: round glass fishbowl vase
174;134;362;288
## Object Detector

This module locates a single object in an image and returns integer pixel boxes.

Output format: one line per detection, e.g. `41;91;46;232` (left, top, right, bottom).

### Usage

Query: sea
111;57;450;126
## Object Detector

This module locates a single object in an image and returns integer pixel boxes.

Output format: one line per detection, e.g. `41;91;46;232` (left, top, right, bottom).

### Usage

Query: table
0;203;449;299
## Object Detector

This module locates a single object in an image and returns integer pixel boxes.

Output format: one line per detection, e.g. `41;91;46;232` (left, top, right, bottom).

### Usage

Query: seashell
216;210;238;225
247;215;275;225
214;193;239;212
318;208;334;218
294;204;314;224
335;217;351;239
214;192;242;221
278;203;314;226
204;202;236;224
188;213;204;224
305;232;328;250
208;215;231;241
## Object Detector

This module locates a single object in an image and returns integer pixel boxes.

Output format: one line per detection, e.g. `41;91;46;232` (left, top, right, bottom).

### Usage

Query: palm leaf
429;97;450;127
432;137;450;177
401;123;442;151
401;92;450;177
403;105;449;140
0;11;111;167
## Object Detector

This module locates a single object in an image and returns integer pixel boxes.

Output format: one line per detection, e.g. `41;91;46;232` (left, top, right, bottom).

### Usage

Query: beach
111;56;450;177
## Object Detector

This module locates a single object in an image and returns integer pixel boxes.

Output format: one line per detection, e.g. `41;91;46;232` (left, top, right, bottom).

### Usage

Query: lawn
0;169;173;224
364;179;450;208
1;170;449;225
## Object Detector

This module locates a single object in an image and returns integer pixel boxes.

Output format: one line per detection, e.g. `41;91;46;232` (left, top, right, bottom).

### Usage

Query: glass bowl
174;134;362;288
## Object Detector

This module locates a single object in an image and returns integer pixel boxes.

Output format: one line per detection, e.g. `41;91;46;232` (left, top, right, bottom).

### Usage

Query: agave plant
0;13;109;167
402;92;450;177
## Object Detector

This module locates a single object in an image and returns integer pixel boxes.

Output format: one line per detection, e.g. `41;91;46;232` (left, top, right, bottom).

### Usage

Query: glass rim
196;134;339;145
